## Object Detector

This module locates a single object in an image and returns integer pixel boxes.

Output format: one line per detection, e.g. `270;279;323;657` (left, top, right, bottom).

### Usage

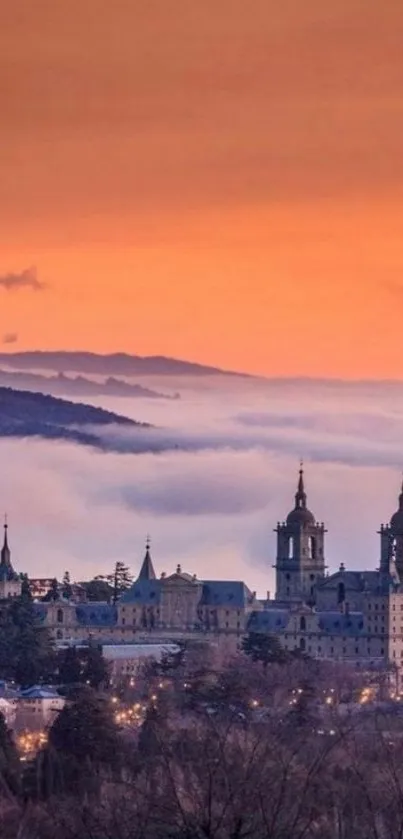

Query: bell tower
379;478;403;581
274;466;326;603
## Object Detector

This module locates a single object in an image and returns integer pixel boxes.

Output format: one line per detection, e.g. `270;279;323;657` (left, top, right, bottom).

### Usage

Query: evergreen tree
47;689;121;793
20;574;32;601
84;578;113;603
2;595;56;686
42;578;59;602
107;562;133;604
242;632;289;668
58;647;82;686
0;713;20;796
62;571;72;600
82;645;109;689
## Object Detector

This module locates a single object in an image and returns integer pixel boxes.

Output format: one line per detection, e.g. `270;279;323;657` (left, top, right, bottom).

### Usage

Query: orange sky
1;0;403;377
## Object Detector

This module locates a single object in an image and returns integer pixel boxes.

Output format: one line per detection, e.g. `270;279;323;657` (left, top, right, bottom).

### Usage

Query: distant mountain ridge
0;368;180;400
0;386;149;448
0;351;249;377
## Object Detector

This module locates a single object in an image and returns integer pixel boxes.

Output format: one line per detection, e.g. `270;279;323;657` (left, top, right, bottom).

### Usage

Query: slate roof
75;603;118;626
247;608;366;636
317;611;365;635
119;579;161;605
247;610;290;632
21;686;62;700
318;570;391;594
200;581;254;608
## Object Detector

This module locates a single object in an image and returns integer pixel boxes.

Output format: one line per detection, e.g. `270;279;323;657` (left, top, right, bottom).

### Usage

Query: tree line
0;641;399;837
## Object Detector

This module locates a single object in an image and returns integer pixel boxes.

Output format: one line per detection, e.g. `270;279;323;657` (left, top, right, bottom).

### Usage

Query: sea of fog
1;374;403;597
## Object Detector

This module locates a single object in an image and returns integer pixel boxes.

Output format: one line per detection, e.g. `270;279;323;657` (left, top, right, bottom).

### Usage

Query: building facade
4;469;403;684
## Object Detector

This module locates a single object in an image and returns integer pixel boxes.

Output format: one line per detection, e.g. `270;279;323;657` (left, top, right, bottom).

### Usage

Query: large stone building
5;468;403;683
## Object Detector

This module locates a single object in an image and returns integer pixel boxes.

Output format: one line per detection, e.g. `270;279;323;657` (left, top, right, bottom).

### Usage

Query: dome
286;506;315;526
286;466;316;527
390;481;403;534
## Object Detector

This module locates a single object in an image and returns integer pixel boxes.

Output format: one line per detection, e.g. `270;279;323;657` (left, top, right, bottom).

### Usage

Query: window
56;609;63;624
288;538;294;559
299;638;306;651
286;587;290;596
286;573;290;581
56;629;63;639
300;616;306;632
355;647;359;654
343;647;346;654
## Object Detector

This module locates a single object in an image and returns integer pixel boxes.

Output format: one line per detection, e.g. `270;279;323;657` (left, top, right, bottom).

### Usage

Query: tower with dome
274;466;326;603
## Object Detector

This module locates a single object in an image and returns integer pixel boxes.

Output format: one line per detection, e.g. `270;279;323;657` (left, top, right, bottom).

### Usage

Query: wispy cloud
0;267;45;292
2;333;18;345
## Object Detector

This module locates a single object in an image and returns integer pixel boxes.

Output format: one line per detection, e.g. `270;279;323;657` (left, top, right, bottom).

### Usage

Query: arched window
300;616;306;631
288;537;294;559
56;629;63;639
56;608;64;624
300;637;306;651
337;582;345;605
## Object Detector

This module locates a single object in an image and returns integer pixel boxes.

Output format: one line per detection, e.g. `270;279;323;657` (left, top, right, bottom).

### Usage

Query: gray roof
119;579;161;605
318;570;392;594
247;609;290;632
75;603;118;626
200;581;254;608
248;608;365;637
317;610;365;635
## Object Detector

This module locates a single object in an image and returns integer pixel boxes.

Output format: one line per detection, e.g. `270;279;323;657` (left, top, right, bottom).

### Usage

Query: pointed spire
295;462;307;509
399;474;403;509
0;513;12;572
138;535;156;581
2;514;10;558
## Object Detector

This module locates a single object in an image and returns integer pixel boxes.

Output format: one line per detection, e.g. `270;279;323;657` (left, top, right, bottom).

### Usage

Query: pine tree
43;578;59;602
0;713;20;796
58;647;82;685
84;578;113;603
50;689;120;762
107;562;133;604
241;632;289;668
62;571;72;600
82;645;109;689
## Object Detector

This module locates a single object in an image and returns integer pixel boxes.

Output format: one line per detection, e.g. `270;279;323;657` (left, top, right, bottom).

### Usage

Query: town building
17;686;66;730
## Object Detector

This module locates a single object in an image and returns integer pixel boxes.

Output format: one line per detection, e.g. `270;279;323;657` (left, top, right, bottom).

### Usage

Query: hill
0;369;180;400
0;351;249;377
0;386;149;448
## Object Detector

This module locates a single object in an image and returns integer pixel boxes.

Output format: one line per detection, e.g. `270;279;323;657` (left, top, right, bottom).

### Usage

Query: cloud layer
0;376;401;597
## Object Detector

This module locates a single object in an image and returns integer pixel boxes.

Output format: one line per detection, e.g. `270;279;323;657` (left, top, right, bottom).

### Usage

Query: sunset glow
2;1;403;377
